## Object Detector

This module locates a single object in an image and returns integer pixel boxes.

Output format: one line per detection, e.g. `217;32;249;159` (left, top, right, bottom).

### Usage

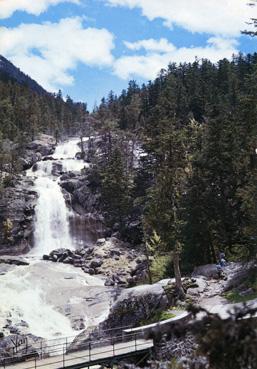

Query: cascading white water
28;138;88;255
0;138;113;342
52;137;88;172
33;174;73;255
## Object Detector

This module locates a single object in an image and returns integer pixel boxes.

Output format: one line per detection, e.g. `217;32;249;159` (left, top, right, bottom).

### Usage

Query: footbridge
0;312;190;369
0;329;153;369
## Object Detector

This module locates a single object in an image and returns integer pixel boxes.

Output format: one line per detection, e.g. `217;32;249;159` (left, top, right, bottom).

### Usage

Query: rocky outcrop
102;282;169;329
26;134;55;157
18;151;42;171
0;177;37;255
70;281;169;352
16;134;55;171
43;237;147;287
18;134;56;171
59;171;107;243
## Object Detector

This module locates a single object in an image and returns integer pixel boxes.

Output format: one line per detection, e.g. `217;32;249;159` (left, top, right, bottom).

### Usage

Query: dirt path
194;263;246;316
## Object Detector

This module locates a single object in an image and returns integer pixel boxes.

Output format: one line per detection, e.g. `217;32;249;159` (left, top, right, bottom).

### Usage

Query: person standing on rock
219;251;227;267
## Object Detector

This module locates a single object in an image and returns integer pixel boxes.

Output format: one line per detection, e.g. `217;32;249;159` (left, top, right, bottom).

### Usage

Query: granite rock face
0;177;37;255
26;134;55;158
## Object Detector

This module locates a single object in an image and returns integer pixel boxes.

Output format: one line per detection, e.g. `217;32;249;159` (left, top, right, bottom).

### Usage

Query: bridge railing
0;330;150;368
0;324;134;365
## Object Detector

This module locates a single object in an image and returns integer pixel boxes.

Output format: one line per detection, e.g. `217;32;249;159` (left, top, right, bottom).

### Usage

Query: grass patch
224;290;257;303
140;310;176;326
150;254;173;283
224;267;257;303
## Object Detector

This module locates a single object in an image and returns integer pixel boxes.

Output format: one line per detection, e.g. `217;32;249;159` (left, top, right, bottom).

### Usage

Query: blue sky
0;0;257;109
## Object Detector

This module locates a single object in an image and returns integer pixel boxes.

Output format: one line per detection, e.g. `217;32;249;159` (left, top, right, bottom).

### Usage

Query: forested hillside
90;53;257;278
0;57;88;175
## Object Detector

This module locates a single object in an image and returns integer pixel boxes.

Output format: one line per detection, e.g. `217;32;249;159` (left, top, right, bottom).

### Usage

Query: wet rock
60;179;82;194
42;156;55;161
0;256;29;266
52;162;63;176
96;238;106;246
90;259;103;268
72;319;86;331
9;326;20;335
105;278;115;287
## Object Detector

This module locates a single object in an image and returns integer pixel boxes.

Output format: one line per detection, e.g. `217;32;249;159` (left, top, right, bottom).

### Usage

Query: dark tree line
0;78;88;177
90;54;257;290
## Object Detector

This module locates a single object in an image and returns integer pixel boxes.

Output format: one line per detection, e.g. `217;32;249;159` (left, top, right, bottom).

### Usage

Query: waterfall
28;138;87;255
33;174;73;255
0;138;113;341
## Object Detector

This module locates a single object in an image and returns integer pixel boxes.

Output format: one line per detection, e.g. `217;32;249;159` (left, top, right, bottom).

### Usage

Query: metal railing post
34;356;37;369
63;345;65;367
112;337;115;356
40;340;43;359
89;341;91;362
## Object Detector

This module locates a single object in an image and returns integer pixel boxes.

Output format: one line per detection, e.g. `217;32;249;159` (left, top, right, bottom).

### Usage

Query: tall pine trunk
173;251;186;300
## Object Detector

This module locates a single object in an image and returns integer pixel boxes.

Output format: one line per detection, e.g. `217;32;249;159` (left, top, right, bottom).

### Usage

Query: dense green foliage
0;78;88;176
92;54;257;271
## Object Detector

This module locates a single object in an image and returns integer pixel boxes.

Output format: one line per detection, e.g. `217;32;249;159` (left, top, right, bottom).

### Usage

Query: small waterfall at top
28;138;87;256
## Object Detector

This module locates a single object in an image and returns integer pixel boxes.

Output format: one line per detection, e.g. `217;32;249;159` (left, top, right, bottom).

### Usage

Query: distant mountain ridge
0;55;48;95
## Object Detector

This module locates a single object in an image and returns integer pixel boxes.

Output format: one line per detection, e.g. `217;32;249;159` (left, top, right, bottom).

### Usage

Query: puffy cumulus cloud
0;17;115;91
106;0;257;37
0;0;80;19
113;37;238;80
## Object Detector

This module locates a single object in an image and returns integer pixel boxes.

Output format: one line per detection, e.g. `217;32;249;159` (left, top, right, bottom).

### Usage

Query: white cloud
106;0;257;37
114;37;238;80
124;38;175;53
0;17;115;91
0;0;80;19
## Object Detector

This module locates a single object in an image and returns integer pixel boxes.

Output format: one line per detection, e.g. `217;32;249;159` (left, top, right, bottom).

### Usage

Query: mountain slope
0;55;47;95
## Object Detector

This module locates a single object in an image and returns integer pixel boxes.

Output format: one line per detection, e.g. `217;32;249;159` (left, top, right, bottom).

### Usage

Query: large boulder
18;151;42;171
26;134;55;157
69;280;170;352
72;184;100;214
60;179;83;194
192;264;219;279
101;282;169;329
